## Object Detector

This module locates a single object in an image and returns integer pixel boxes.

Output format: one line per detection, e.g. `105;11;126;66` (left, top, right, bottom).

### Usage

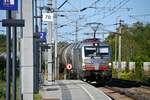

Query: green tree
0;35;6;81
108;22;150;62
0;35;6;53
107;22;150;82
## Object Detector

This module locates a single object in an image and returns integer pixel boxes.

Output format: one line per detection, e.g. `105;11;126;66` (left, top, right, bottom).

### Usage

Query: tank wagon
60;38;112;83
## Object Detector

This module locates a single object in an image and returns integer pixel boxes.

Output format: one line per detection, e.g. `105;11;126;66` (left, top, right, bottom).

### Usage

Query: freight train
59;38;112;83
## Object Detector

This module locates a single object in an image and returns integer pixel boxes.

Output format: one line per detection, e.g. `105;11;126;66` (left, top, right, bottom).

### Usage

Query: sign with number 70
42;13;53;22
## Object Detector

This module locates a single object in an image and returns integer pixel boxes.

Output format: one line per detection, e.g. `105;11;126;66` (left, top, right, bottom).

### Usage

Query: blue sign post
0;0;18;10
0;1;18;100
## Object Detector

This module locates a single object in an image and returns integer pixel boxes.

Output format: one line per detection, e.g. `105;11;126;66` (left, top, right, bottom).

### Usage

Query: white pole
118;20;123;73
47;0;53;82
54;0;58;80
21;0;34;99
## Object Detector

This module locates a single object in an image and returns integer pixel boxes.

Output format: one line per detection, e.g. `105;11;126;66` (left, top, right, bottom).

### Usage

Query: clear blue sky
0;0;150;42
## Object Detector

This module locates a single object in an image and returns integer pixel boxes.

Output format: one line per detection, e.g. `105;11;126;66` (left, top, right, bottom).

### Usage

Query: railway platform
40;80;111;100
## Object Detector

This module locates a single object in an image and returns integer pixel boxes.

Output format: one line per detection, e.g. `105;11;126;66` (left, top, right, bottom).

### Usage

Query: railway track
98;86;133;100
91;79;150;100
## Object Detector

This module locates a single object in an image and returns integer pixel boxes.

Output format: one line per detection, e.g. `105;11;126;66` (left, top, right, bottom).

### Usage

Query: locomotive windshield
84;46;109;57
99;47;109;56
84;47;96;57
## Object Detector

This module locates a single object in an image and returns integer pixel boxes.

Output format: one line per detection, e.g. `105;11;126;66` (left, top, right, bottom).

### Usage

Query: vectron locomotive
60;38;112;83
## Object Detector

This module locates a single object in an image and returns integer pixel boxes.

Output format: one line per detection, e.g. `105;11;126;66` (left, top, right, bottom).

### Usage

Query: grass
34;93;42;100
0;78;21;100
0;79;43;100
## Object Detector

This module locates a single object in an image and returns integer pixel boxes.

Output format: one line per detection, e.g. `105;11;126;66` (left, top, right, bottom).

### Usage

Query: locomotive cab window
84;47;96;57
99;47;109;56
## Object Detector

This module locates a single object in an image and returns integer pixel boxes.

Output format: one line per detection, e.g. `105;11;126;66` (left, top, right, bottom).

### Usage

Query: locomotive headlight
95;43;98;46
108;62;112;66
93;43;99;46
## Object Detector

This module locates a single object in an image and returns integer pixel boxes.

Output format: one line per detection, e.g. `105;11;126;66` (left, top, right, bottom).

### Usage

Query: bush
0;88;5;99
112;68;118;78
0;57;6;80
0;81;6;99
119;71;133;80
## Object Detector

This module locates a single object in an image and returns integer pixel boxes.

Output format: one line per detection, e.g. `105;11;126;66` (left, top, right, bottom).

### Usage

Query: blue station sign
40;32;47;41
0;0;18;10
